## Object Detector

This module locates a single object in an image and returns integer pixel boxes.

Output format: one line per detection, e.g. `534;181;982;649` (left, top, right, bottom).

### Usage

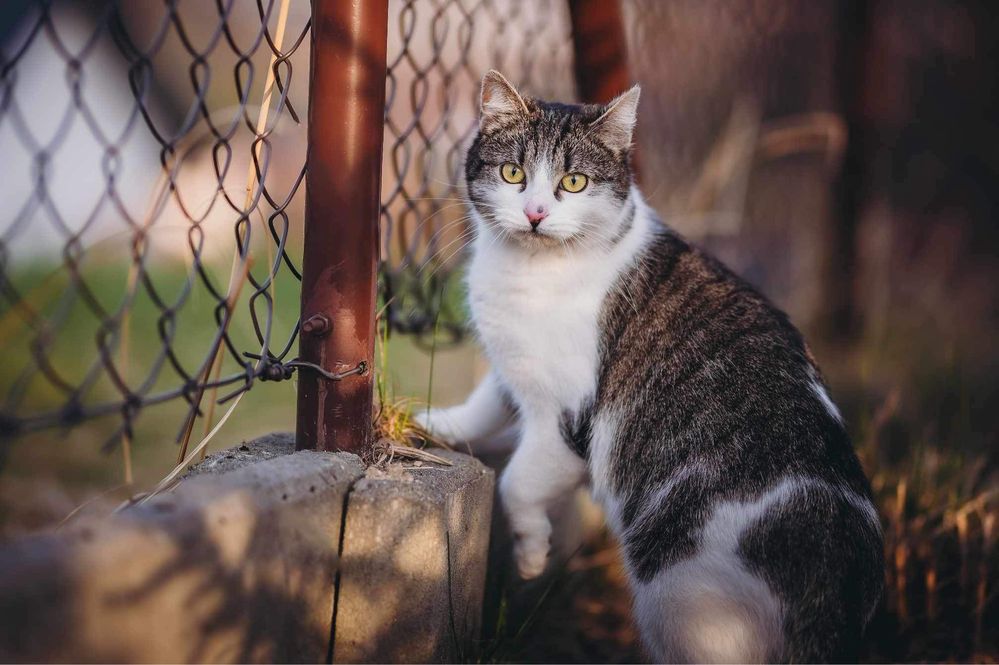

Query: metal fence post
567;0;630;104
297;0;388;453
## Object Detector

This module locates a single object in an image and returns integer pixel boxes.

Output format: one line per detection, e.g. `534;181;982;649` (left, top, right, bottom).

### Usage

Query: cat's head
465;70;640;250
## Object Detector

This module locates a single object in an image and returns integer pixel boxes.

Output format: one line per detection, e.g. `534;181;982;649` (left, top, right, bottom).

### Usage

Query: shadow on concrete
0;441;363;663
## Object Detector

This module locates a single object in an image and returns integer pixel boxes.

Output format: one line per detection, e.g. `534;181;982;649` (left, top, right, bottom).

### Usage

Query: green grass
0;245;300;525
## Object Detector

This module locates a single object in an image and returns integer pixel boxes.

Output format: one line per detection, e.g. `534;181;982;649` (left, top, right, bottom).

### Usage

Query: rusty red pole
567;0;631;104
297;0;388;453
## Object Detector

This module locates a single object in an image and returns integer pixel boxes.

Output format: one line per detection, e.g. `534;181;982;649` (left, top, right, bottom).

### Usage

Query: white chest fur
466;198;651;420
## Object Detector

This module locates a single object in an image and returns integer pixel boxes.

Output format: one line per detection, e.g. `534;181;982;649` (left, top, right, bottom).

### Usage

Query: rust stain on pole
568;0;631;104
297;0;388;453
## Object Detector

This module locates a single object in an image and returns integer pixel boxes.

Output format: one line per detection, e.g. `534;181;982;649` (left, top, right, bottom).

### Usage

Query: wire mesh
379;0;576;346
0;0;578;454
0;1;311;452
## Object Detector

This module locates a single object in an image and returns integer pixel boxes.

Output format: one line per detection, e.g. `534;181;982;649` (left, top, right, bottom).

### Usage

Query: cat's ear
480;70;528;132
590;85;641;152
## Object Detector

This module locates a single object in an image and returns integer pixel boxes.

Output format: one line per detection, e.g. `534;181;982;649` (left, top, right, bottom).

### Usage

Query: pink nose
525;205;548;226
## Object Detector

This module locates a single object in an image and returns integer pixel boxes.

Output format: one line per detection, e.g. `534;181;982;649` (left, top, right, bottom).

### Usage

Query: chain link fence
0;0;578;461
0;1;311;462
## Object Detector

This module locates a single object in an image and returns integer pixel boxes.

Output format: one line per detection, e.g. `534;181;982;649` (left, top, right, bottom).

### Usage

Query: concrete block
0;433;496;664
0;439;363;663
185;431;296;478
333;450;495;663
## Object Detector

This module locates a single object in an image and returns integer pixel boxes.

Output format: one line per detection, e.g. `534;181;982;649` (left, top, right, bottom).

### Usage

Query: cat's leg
415;370;514;447
500;414;587;579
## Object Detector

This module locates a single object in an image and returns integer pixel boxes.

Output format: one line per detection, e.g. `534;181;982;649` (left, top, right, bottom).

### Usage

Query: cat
417;70;884;663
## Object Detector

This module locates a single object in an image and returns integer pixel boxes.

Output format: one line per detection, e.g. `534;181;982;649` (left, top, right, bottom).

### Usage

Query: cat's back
597;227;861;486
593;228;884;661
599;228;810;413
593;222;879;580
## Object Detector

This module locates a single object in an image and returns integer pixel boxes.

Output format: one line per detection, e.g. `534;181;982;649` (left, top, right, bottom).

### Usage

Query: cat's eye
560;173;588;193
500;163;525;184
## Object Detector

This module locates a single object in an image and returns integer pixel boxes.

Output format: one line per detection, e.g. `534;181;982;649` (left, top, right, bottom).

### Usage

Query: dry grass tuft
370;393;455;468
369;316;457;468
859;390;999;662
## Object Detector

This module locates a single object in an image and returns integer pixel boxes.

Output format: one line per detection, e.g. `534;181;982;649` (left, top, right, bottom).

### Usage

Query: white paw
413;408;455;442
513;532;550;579
412;408;432;432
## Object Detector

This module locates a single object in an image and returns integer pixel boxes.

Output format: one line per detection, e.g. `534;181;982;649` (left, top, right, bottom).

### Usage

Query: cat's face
466;71;640;250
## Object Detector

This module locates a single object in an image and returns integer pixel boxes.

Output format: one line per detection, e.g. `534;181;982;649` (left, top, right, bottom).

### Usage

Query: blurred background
0;0;996;662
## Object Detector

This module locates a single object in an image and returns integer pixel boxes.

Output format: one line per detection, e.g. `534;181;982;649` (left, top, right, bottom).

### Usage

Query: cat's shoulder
611;221;803;342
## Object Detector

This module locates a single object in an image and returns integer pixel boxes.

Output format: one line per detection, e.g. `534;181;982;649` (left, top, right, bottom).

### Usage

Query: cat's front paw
513;531;550;579
413;407;459;444
504;500;553;579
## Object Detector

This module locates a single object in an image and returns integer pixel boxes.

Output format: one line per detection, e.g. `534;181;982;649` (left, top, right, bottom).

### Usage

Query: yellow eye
560;173;588;193
500;163;525;184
